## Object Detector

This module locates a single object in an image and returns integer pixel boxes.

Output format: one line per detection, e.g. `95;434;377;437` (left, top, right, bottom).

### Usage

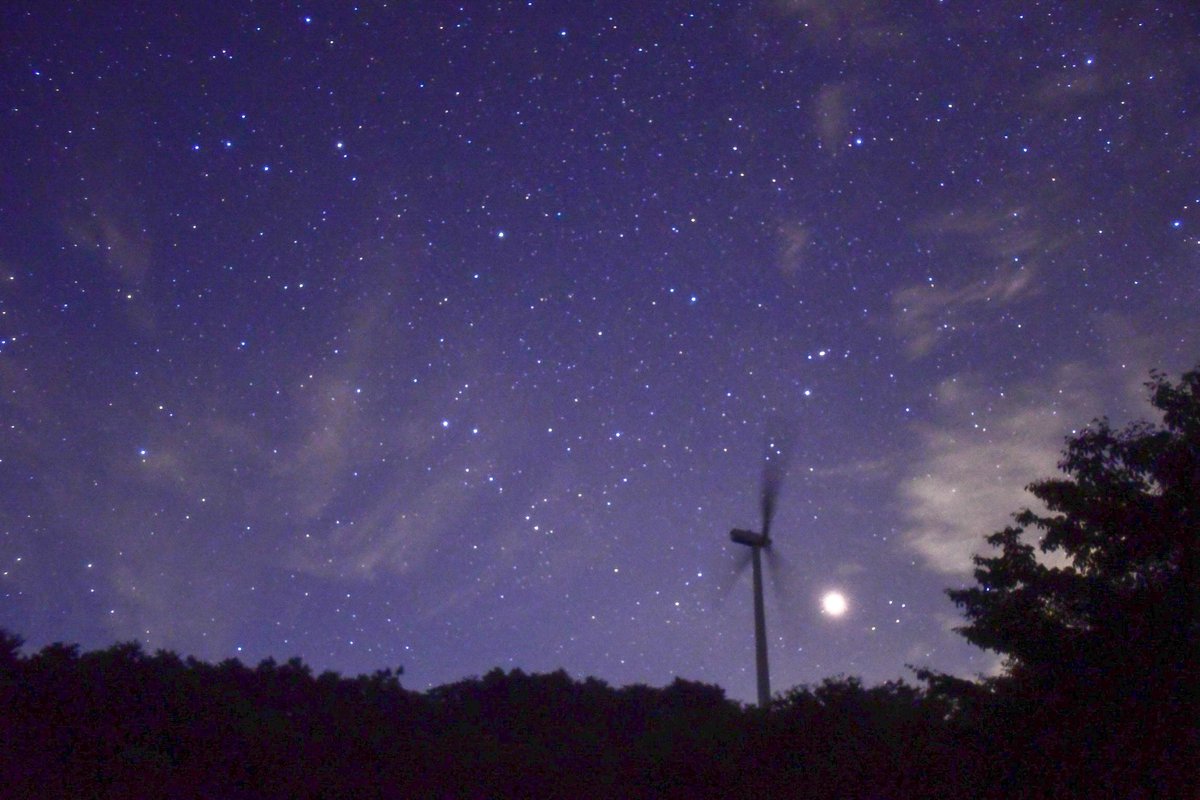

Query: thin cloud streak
892;264;1037;358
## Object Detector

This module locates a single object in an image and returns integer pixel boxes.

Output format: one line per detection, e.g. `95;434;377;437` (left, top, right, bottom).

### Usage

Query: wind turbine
728;440;788;708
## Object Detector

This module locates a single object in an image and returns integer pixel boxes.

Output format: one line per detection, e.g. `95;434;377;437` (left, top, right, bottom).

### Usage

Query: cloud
813;83;852;153
61;206;152;286
776;221;812;276
892;194;1096;358
1034;70;1105;107
892;263;1037;358
898;359;1149;575
834;561;867;577
287;471;461;581
804;457;890;480
921;205;1055;258
764;0;907;51
58;170;158;330
901;421;1055;575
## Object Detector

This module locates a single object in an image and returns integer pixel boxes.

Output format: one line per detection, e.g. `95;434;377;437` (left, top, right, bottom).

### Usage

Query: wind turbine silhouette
728;437;789;708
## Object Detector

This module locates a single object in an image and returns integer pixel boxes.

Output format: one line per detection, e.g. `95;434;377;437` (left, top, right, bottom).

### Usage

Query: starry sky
1;1;1197;703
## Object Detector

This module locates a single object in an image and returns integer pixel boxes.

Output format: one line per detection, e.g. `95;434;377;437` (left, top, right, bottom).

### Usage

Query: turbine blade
758;453;787;542
715;548;753;605
760;420;792;540
760;470;778;539
765;546;797;614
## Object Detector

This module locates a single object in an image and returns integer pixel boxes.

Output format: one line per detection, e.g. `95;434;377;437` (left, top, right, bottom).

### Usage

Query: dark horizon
1;1;1197;704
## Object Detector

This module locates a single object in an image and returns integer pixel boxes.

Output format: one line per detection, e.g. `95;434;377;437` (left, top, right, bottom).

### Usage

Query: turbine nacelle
730;528;769;548
727;425;792;708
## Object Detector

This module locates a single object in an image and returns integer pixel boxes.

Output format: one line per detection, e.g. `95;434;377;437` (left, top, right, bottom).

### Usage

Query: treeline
0;632;1186;799
0;634;974;798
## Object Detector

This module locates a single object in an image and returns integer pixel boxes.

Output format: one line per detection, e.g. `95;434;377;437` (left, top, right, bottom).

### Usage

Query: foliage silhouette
1;634;968;799
941;365;1200;798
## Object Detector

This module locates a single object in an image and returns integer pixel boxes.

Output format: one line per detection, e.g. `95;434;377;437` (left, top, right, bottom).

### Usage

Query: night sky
2;1;1197;704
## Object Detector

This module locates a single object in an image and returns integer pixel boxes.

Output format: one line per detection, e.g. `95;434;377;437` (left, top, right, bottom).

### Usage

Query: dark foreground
0;632;1192;799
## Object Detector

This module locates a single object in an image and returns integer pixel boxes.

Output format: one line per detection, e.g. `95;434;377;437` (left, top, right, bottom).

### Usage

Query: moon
821;591;848;617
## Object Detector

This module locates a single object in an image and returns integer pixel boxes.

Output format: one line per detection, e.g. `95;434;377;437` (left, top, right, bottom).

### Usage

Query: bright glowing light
821;591;848;617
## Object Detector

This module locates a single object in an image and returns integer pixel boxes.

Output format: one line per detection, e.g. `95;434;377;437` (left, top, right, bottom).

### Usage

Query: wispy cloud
286;471;463;581
898;358;1149;575
776;220;812;276
61;205;152;286
804;457;890;481
58;179;158;330
765;0;908;51
813;82;852;153
891;194;1089;359
921;205;1057;258
892;263;1037;358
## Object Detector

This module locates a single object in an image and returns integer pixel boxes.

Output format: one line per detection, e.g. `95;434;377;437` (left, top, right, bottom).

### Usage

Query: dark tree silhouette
946;366;1200;798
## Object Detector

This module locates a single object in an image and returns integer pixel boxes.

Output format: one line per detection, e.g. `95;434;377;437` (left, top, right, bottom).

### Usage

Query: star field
1;1;1197;703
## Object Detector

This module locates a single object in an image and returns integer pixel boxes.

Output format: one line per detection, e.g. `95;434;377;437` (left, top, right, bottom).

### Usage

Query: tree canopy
945;366;1199;797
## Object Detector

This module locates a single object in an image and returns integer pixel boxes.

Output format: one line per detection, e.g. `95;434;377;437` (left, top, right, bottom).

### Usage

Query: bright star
821;591;848;617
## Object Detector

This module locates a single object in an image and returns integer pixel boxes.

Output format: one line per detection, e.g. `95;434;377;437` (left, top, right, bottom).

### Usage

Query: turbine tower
729;441;786;708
